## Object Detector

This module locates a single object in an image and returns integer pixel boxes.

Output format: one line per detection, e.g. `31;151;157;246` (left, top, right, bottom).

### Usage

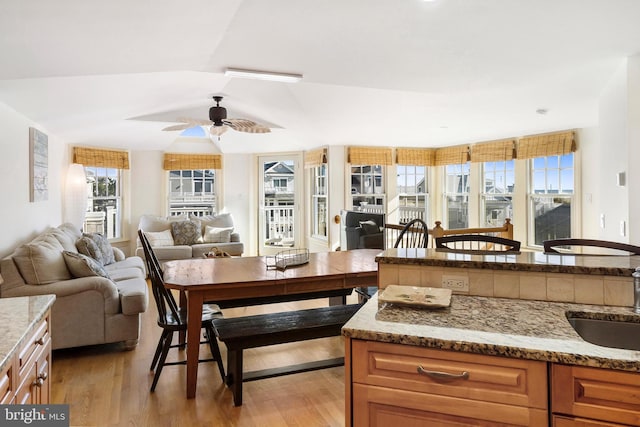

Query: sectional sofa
0;223;148;350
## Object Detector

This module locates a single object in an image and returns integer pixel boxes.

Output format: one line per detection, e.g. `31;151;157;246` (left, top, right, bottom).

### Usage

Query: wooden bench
213;303;363;406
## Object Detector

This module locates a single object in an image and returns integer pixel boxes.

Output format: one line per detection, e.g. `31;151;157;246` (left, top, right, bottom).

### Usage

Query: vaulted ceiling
1;0;639;153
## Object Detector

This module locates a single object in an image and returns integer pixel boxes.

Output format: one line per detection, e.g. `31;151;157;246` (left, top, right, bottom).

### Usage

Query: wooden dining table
162;249;380;398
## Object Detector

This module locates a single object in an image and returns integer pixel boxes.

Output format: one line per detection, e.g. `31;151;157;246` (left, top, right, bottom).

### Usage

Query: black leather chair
340;210;385;250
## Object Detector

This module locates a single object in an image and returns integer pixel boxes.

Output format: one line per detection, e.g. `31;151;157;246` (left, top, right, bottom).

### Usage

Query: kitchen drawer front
17;316;50;375
353;383;549;427
552;364;640;426
352;340;547;409
553;415;627;427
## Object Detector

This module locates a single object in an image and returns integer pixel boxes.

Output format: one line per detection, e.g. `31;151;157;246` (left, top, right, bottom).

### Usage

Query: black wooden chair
393;218;430;249
138;230;226;391
543;238;640;255
435;234;521;253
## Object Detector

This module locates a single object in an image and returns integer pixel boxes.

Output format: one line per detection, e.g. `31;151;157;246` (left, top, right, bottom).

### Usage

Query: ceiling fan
162;96;271;137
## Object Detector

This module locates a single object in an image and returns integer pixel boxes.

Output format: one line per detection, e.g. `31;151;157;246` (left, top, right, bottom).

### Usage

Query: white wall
596;58;632;242
221;153;254;255
0;102;66;258
628;54;640;243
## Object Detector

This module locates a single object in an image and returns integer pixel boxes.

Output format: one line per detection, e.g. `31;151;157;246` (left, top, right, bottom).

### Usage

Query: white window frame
84;166;123;240
397;165;429;224
168;169;217;217
442;163;470;229
311;164;328;239
527;154;575;247
481;160;515;227
350;164;386;213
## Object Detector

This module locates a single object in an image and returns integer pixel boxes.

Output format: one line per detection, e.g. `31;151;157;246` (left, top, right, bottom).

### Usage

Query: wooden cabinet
348;339;548;426
552;364;640;427
4;313;51;405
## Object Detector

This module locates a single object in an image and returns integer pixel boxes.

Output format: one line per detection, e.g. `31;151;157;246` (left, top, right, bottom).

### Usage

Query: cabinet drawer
354;383;549;426
18;316;49;374
352;340;548;409
552;364;640;426
553;414;627;426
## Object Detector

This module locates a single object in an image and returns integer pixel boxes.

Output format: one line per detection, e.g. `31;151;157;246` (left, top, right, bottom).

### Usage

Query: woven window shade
434;145;470;166
470;139;516;163
396;148;436;166
516;131;576;159
73;147;130;169
163;153;222;170
348;147;393;165
304;148;327;168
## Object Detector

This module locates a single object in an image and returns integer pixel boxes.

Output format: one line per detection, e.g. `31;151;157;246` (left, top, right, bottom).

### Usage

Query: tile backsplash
379;264;634;307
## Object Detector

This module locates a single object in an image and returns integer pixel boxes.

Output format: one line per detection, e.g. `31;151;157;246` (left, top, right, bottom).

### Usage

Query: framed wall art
29;127;48;202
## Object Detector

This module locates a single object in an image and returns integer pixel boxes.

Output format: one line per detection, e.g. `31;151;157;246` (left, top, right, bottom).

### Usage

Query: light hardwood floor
51;284;354;427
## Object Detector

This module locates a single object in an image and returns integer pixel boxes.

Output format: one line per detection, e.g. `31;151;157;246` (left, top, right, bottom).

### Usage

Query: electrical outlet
442;275;469;292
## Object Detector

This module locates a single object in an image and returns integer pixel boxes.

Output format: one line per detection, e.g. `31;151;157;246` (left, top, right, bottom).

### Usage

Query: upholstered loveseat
135;213;244;263
0;223;148;350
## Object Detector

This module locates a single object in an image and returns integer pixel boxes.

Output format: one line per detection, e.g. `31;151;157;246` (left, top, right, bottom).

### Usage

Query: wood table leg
186;292;204;399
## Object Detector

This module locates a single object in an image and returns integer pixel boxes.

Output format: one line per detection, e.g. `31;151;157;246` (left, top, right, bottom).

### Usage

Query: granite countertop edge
0;295;56;373
343;293;640;372
375;249;640;276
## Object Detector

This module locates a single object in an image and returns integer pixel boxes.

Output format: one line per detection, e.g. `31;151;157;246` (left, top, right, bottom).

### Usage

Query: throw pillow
199;213;234;232
171;219;202;245
62;251;110;279
144;230;175;247
203;226;233;243
359;220;380;235
84;232;115;265
76;236;105;265
13;236;72;285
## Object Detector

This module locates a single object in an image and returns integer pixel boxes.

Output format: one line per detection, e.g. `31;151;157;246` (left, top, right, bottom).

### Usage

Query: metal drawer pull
34;373;47;387
417;366;469;381
35;337;45;345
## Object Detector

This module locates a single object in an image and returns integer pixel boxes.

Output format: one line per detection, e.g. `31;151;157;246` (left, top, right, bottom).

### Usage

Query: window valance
516;131;576;160
304;148;327;169
434;145;470;166
470;139;516;163
396;148;436;166
73;147;130;169
347;147;393;165
163;153;222;170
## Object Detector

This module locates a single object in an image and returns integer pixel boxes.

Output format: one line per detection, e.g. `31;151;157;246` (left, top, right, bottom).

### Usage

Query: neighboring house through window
85;166;123;239
168;169;216;217
351;165;385;213
443;163;470;229
482;160;514;227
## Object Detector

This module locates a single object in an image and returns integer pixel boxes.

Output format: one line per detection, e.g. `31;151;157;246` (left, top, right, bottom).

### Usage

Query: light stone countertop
0;295;56;373
343;293;640;372
376;248;640;277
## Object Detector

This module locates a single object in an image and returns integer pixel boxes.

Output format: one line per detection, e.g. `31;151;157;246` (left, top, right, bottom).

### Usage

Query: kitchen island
343;249;640;426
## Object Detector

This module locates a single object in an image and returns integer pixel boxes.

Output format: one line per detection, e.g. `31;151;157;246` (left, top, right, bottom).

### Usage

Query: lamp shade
64;163;87;230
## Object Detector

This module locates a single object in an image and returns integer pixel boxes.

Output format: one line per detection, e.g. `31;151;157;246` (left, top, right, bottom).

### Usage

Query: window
443;163;470;229
84;167;122;239
311;165;328;238
528;154;574;246
397;165;428;224
351;165;385;213
168;169;216;217
481;160;514;227
273;178;288;190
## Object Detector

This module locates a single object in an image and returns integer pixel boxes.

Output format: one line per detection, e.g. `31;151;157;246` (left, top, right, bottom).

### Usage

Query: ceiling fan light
224;68;303;83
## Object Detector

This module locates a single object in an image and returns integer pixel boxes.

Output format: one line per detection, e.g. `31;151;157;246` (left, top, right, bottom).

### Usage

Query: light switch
600;214;605;229
620;220;626;237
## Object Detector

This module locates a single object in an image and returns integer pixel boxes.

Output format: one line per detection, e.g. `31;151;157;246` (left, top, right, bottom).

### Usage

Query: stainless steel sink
567;315;640;351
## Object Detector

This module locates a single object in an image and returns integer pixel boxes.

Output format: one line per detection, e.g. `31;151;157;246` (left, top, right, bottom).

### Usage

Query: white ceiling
1;0;639;153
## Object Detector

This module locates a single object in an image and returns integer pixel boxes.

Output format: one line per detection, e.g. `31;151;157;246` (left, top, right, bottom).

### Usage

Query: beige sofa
135;213;244;263
0;223;148;350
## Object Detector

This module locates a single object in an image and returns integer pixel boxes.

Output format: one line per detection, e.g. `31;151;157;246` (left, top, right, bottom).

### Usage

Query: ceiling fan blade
162;123;191;131
209;125;229;137
226;118;271;133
